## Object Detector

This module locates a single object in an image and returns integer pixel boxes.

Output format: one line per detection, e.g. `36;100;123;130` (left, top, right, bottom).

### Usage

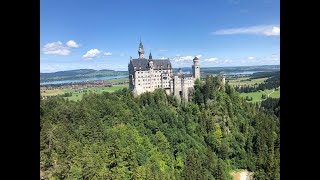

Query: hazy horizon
40;64;279;74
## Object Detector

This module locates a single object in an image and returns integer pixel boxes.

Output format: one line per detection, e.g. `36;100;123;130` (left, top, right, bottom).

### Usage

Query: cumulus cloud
173;56;194;62
212;25;280;36
43;41;70;55
248;56;255;60
43;40;80;55
104;52;112;56
82;49;101;60
172;54;202;62
160;57;168;59
265;53;280;62
66;40;80;48
204;58;219;62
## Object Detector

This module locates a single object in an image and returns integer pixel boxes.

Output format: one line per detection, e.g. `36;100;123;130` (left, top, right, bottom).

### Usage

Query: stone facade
128;41;200;101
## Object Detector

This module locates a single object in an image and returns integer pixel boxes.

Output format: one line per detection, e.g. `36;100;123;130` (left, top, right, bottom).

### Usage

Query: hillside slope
40;76;280;179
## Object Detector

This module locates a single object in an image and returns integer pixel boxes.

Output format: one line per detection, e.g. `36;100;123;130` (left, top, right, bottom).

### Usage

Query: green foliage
40;75;279;179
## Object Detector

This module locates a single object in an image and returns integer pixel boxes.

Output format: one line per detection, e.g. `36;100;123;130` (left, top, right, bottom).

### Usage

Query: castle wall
129;42;200;102
132;68;173;96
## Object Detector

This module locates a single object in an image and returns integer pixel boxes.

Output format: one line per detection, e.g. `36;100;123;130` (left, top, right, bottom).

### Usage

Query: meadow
41;84;128;101
41;76;279;102
227;76;280;102
239;89;280;102
228;77;269;86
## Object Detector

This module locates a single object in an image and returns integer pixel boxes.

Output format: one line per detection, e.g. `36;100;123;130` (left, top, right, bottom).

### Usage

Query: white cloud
43;40;80;55
66;40;80;48
160;57;168;59
173;56;194;62
82;49;101;60
204;58;219;62
104;52;112;56
120;53;125;57
265;53;280;62
212;25;280;36
43;41;70;55
248;56;255;60
173;55;202;62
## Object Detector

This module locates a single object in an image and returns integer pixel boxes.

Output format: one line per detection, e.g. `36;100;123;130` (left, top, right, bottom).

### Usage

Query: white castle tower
192;56;200;80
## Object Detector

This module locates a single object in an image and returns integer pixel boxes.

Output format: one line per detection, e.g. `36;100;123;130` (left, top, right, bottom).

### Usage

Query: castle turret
221;75;225;84
178;68;183;76
138;39;144;59
193;56;200;80
149;51;152;59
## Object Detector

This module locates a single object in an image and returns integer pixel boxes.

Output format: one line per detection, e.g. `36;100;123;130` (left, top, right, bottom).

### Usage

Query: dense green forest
250;71;280;79
40;76;280;179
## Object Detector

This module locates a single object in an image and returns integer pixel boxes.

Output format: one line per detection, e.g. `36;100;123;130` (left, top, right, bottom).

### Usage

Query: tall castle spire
138;38;144;59
149;50;152;59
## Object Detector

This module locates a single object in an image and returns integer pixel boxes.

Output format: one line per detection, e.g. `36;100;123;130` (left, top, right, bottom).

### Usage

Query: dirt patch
231;170;254;180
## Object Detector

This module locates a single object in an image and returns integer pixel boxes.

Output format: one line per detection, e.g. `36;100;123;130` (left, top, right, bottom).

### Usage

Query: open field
41;84;128;101
269;89;280;98
240;88;280;102
105;77;128;84
228;77;268;86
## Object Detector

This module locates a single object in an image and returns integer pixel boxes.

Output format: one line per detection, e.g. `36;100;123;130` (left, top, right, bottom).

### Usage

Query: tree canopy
40;75;280;179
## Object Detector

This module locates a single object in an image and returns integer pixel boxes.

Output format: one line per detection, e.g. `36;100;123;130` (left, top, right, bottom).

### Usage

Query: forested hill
172;65;280;75
40;69;128;82
40;76;280;179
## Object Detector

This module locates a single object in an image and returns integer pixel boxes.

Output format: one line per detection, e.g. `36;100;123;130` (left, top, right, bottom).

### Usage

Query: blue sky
40;0;280;73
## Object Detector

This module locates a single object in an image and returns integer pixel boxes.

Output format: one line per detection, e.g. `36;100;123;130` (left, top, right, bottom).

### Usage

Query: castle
128;40;200;101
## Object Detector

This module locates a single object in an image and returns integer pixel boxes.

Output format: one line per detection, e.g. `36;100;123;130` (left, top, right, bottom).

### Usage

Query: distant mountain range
172;65;280;74
40;65;280;83
40;69;128;83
